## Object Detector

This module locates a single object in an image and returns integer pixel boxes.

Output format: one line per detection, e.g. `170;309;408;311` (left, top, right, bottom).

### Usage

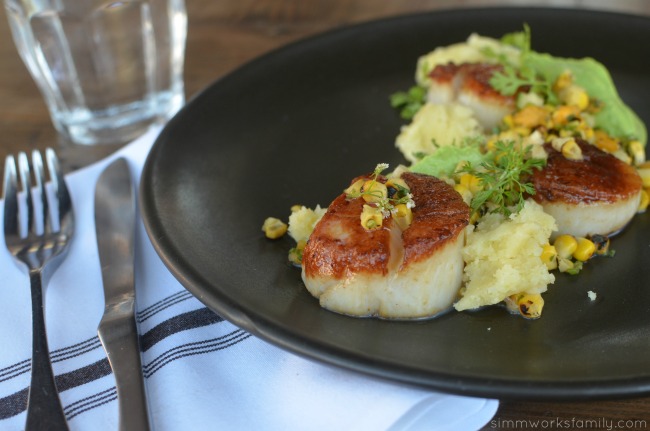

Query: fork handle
25;270;69;431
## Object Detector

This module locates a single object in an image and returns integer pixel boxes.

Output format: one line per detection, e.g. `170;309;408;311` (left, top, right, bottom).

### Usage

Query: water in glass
5;0;187;145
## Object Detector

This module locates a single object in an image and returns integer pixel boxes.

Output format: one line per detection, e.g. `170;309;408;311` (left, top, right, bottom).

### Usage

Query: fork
3;149;74;431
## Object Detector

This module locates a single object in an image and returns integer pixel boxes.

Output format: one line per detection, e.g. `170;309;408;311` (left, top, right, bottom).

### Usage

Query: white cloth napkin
0;127;498;431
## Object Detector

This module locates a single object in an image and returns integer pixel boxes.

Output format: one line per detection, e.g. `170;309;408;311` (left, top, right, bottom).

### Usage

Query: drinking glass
4;0;187;145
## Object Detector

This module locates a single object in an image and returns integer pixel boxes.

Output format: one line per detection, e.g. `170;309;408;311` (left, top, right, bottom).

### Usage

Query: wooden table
2;0;650;428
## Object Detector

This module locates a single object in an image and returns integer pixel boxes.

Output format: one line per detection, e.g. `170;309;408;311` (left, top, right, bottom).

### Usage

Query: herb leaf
500;23;532;53
489;65;528;96
390;85;427;120
489;63;557;104
485;25;559;105
345;164;415;217
462;141;546;217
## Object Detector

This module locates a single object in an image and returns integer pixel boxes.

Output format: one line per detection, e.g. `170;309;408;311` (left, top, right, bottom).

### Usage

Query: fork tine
4;150;73;430
45;148;72;230
3;155;20;239
17;152;34;239
32;150;51;236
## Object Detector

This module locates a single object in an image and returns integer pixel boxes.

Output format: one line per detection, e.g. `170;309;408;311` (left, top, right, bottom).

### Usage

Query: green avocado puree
526;52;647;144
411;144;487;178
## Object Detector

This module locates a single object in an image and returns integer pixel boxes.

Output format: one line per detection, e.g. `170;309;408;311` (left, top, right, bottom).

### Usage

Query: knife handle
98;313;151;431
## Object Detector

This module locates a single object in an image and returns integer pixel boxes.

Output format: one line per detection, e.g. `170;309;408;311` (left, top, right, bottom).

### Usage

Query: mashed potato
454;200;557;311
395;103;482;163
288;205;327;243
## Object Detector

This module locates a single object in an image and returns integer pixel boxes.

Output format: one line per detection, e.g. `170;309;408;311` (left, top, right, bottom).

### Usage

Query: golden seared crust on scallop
428;63;460;85
427;62;515;130
400;172;470;267
457;63;514;106
531;139;643;237
532;140;642;204
301;192;393;279
302;172;470;319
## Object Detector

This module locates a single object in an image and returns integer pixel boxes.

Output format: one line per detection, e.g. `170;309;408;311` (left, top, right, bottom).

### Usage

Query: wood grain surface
1;0;650;428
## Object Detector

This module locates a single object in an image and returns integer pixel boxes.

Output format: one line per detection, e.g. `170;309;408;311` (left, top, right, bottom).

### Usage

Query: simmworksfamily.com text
490;418;647;430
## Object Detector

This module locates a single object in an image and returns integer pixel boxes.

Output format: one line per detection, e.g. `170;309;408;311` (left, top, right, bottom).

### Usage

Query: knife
95;158;151;431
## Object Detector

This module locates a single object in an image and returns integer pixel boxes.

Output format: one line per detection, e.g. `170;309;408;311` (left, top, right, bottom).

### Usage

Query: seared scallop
531;139;643;237
301;172;470;319
427;62;515;130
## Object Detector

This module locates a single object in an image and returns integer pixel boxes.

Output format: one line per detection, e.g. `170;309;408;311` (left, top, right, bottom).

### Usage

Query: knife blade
95;157;150;431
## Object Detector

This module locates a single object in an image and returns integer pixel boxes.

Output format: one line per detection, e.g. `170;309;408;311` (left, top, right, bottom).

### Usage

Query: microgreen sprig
489;64;558;105
390;85;427;120
346;163;415;218
462;141;546;217
500;23;532;53
482;24;559;105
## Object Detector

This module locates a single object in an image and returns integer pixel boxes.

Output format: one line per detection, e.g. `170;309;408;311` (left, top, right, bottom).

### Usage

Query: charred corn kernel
580;126;595;142
344;179;365;196
590;234;611;256
573;237;596;261
459;173;482;194
551;137;571;152
516;91;545;109
561;139;583;161
290;205;303;212
560;85;589;110
513;105;548;128
393;203;413;230
593;130;619;153
385;178;408;190
628;140;646;166
385;178;409;198
525;129;545;146
574;118;591;132
453;184;473;206
554;234;578;259
552;105;580;125
551;137;583;160
360;204;383;230
558;128;576;139
512;294;544;319
540;244;558;270
288;240;306;266
262;217;288;239
638;189;649;213
360;180;388;203
530;143;549;161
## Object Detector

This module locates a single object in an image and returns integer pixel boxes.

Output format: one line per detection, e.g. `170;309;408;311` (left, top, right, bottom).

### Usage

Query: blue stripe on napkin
0;290;239;420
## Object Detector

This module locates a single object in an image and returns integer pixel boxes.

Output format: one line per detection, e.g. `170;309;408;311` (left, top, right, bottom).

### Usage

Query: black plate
140;7;650;400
